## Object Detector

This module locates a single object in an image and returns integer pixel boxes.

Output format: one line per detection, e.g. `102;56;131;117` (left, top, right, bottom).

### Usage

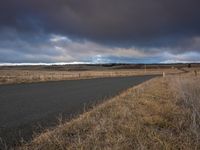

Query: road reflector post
163;72;165;78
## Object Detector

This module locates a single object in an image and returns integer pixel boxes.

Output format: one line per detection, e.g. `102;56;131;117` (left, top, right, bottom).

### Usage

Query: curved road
0;75;154;147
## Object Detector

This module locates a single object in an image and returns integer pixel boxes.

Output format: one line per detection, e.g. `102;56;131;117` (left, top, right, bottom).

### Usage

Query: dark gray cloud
1;0;200;43
0;0;200;63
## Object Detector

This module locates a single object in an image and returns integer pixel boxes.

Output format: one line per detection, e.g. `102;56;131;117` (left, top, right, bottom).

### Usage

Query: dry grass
18;73;200;150
0;68;180;85
170;75;200;149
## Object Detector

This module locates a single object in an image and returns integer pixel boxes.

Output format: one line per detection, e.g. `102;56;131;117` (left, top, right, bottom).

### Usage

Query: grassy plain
0;68;181;85
18;70;200;150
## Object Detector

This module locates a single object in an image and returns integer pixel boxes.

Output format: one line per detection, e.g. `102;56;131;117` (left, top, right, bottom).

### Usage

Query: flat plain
20;69;200;150
0;64;199;149
0;64;183;85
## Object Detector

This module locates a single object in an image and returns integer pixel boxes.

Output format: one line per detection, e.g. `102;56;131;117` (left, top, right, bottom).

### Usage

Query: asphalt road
0;75;155;147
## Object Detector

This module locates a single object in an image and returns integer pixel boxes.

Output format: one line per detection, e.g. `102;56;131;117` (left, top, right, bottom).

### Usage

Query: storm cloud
0;0;200;63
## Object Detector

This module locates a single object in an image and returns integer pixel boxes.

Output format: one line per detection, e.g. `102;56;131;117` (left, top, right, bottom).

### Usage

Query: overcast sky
0;0;200;64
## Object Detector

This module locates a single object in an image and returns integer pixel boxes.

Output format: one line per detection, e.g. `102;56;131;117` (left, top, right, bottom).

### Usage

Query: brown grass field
16;69;200;150
0;68;181;85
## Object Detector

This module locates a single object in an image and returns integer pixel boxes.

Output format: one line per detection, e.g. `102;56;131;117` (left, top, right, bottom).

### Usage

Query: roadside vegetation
19;71;200;150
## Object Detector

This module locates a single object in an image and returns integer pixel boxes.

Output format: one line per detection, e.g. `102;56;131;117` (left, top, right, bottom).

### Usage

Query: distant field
0;69;180;85
0;64;184;85
19;71;200;150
